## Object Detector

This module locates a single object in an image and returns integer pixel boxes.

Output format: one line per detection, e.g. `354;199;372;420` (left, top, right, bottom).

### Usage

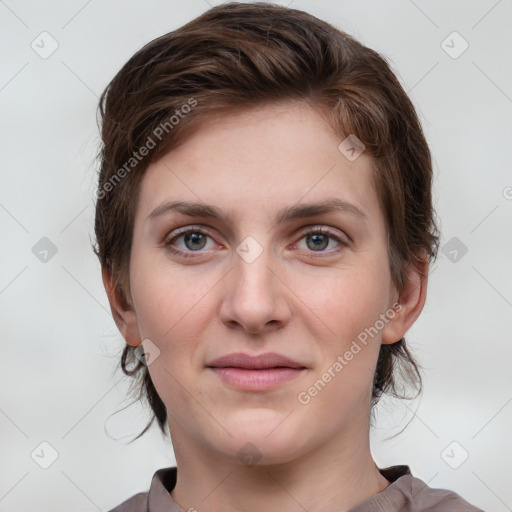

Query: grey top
108;465;484;511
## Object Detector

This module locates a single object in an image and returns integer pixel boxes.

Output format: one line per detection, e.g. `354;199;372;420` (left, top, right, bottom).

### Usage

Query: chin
213;410;310;467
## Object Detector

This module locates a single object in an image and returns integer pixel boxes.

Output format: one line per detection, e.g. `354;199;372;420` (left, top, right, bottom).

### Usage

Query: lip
207;352;306;369
206;352;307;391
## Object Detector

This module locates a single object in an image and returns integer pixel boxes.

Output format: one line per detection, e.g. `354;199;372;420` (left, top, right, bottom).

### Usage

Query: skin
103;101;428;512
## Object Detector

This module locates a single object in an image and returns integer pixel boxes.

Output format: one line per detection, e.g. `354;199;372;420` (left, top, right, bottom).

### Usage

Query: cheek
128;256;218;418
300;260;391;345
129;248;217;343
297;266;390;418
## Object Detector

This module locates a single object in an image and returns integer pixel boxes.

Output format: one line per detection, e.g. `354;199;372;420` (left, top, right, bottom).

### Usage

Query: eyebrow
147;198;368;226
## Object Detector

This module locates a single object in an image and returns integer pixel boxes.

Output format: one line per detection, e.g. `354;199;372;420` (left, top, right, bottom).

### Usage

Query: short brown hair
94;2;439;441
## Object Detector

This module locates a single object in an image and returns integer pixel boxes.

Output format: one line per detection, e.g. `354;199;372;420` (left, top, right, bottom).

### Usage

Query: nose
219;243;291;336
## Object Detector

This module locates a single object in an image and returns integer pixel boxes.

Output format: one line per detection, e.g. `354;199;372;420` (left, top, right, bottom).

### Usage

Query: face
110;101;422;466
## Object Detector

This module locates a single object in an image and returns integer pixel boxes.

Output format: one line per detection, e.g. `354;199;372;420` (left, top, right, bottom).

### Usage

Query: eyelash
164;225;348;259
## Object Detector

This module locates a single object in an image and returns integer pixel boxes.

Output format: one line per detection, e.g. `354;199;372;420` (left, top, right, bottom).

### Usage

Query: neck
169;423;390;512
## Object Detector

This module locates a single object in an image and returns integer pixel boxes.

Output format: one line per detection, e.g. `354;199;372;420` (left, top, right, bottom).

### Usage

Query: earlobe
101;266;142;347
381;254;429;345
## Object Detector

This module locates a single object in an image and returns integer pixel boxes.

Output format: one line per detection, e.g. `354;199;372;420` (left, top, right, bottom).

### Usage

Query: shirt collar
147;465;412;512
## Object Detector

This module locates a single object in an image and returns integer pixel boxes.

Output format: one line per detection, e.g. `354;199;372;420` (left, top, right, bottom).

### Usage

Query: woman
94;2;482;511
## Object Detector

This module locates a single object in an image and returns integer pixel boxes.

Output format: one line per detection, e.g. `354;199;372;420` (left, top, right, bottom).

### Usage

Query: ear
381;252;429;345
102;266;142;347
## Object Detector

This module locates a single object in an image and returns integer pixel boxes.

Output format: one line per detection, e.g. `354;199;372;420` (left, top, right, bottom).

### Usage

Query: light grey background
1;0;511;510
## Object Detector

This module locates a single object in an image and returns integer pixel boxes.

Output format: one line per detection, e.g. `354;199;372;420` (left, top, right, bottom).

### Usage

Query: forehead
135;101;382;228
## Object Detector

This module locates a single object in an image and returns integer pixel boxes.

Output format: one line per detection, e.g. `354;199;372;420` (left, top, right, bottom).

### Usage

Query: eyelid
163;225;219;253
295;224;350;242
163;224;350;258
164;224;230;262
165;224;213;239
291;225;349;254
